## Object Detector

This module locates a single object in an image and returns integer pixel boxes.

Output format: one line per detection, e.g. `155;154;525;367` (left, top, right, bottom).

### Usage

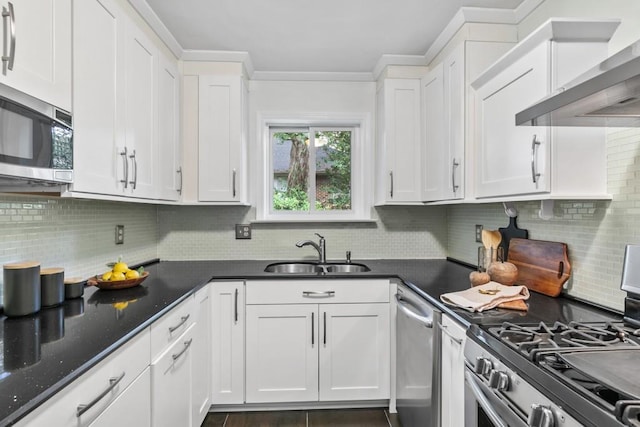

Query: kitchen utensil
507;238;571;297
3;261;41;317
497;299;528;311
498;216;529;260
89;271;149;290
481;230;502;267
40;267;64;307
64;277;85;299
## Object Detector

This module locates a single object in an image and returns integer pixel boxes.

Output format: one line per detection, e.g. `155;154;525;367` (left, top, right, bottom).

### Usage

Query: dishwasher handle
395;294;433;328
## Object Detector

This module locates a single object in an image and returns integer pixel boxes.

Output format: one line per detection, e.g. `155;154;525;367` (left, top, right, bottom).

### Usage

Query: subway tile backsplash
0;195;158;304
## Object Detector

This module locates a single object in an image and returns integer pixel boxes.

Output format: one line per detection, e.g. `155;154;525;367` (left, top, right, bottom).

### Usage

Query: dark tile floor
202;408;402;427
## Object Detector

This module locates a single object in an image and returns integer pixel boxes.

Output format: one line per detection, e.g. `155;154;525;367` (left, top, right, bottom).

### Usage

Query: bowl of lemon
91;259;149;290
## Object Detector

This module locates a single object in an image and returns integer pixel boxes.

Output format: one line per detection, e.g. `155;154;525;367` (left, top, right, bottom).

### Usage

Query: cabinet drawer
150;296;195;360
246;280;390;305
17;328;151;427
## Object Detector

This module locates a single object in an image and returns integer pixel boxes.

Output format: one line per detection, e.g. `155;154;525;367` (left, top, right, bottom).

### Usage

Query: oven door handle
465;370;509;427
395;294;433;328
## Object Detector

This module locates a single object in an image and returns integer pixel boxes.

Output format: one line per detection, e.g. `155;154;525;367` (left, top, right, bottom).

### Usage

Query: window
257;113;372;222
271;127;352;213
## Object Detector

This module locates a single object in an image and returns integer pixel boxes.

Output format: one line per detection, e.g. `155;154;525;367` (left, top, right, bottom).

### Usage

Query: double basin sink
264;262;370;274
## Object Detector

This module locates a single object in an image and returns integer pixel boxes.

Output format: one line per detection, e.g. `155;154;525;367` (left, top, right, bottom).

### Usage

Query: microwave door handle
465;370;509;427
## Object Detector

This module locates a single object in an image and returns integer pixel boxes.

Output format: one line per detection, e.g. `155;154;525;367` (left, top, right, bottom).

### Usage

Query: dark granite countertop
0;258;622;425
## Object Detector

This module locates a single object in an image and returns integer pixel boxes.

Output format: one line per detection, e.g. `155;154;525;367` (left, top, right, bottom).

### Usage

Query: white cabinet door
211;282;245;405
475;42;549;198
442;45;465;200
72;0;125;196
123;21;156;199
422;64;445;202
376;79;422;204
198;75;247;203
245;304;319;403
192;286;211;427
319;303;390;401
88;368;151;427
0;0;71;111
440;315;467;427
156;51;182;201
151;326;194;427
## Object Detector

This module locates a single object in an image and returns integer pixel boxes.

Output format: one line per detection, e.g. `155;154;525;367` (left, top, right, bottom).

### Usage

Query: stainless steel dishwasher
395;283;441;427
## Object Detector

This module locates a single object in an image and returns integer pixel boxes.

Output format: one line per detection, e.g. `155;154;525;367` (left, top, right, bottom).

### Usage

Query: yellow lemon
125;269;140;279
111;271;126;281
112;302;128;310
113;261;128;273
102;271;113;281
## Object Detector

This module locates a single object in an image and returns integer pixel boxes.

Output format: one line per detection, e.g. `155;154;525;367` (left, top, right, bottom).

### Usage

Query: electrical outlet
475;224;483;243
115;225;125;245
235;224;252;239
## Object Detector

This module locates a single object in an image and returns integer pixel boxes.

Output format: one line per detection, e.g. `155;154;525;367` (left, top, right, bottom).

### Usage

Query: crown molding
514;0;545;23
181;50;255;77
371;55;429;81
251;71;374;82
127;0;183;59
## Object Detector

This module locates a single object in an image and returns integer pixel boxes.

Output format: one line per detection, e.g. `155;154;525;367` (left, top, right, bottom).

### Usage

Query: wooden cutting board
507;238;571;297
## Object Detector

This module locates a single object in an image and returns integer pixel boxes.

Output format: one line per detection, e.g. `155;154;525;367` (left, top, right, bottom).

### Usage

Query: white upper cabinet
472;19;618;201
0;0;71;111
421;64;446;202
375;78;423;204
70;0;181;202
198;75;248;203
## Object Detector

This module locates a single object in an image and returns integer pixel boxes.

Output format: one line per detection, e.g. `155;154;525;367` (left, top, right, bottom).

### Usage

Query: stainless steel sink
324;263;370;273
263;262;325;274
263;262;370;274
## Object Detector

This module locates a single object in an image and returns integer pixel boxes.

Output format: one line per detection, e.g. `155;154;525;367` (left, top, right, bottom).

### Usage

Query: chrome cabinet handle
129;149;137;189
302;291;335;298
76;372;125;417
395;294;433;328
438;322;463;345
323;312;327;345
464;371;508;427
232;169;236;198
389;171;394;198
451;158;460;194
234;288;238;323
2;2;15;72
119;147;128;189
531;135;541;184
176;167;183;195
311;312;315;346
168;314;190;334
172;338;193;362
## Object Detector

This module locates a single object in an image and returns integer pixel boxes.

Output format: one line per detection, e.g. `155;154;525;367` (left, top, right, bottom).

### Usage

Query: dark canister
3;261;41;317
40;267;65;307
64;276;85;299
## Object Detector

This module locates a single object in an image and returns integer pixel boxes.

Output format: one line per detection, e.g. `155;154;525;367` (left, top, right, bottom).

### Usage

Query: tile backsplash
0;195;158;304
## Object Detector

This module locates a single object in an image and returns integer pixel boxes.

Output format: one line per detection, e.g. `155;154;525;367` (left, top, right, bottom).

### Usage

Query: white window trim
255;112;373;222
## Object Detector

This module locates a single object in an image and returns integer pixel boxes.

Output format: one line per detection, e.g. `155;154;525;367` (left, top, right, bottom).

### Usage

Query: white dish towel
440;281;530;312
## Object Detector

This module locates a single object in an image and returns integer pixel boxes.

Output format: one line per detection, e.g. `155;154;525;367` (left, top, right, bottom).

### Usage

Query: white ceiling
145;0;525;73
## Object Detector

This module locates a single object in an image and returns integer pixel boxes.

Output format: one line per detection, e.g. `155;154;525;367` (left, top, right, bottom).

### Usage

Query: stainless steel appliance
0;84;73;186
516;37;640;127
395;284;441;427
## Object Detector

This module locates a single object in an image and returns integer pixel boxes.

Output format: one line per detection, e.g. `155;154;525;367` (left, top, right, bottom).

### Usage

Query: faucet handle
315;233;325;240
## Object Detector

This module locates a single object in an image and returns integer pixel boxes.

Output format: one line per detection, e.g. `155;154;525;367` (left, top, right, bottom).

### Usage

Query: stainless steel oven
0;84;72;185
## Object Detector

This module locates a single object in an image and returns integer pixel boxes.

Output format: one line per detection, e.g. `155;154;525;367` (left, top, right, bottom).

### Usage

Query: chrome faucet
296;233;326;263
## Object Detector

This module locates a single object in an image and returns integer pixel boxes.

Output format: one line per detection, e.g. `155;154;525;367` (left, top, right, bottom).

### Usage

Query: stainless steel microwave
0;85;73;186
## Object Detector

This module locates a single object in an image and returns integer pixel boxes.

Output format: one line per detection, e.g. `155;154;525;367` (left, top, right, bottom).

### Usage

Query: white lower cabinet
151;325;195;427
211;282;245;404
244;280;391;404
15;328;151;427
192;286;212;426
88;368;151;427
440;314;467;427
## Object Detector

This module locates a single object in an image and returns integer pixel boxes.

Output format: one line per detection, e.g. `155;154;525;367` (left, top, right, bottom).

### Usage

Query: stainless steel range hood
516;38;640;127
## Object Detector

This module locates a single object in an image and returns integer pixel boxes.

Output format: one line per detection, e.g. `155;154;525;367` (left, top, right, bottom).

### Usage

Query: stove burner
492;321;640;360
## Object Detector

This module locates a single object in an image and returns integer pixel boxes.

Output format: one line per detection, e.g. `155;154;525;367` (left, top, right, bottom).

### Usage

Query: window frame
256;112;373;222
